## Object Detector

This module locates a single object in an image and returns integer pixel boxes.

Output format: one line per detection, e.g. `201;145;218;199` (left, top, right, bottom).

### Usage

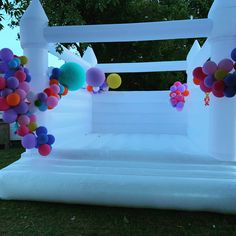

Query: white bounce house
1;0;236;214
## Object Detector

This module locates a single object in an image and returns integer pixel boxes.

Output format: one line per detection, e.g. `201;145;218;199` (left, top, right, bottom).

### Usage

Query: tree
1;0;214;90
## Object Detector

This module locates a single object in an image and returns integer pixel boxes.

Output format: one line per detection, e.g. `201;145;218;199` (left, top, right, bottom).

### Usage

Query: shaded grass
0;148;236;236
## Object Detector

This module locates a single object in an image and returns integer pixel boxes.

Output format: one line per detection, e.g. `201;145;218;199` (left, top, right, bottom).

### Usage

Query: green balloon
214;69;228;80
59;62;86;91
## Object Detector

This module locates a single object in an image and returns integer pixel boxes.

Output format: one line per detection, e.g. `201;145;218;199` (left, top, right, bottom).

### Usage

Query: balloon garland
0;48;85;157
193;47;236;101
169;81;190;111
85;67;122;94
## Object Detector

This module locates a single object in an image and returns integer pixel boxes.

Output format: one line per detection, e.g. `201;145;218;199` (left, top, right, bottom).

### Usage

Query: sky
0;17;64;68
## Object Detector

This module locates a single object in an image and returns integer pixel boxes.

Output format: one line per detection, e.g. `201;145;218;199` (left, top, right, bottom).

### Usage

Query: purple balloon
176;101;184;109
177;85;185;93
203;61;218;75
183;83;188;90
170;85;177;92
0;48;14;63
22;134;37;149
218;59;234;72
86;67;106;87
2;109;17;123
24;68;29;75
0;61;9;73
0;88;13;97
38;92;48;102
7;77;19;89
14;102;29;114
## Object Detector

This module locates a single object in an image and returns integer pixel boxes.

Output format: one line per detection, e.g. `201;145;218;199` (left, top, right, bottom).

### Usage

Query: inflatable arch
1;0;236;214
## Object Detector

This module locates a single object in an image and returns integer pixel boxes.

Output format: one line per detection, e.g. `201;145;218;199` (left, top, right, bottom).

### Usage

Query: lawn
0;147;236;236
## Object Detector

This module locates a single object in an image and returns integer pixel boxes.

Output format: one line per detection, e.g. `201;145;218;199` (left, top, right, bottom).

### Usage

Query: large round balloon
22;134;37;149
86;67;106;87
59;62;85;91
107;74;122;89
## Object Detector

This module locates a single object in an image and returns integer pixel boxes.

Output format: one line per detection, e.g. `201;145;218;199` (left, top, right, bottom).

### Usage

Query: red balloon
212;80;225;92
212;89;224;98
193;67;206;81
0;97;10;111
17;125;29;137
0;77;6;89
200;80;212;93
87;85;93;92
38;144;51;156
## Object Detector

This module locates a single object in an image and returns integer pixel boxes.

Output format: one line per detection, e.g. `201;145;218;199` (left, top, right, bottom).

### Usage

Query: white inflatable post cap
82;47;98;67
20;0;48;22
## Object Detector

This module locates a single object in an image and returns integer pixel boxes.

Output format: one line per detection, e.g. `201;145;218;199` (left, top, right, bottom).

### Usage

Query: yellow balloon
28;122;37;132
107;74;122;89
19;56;28;65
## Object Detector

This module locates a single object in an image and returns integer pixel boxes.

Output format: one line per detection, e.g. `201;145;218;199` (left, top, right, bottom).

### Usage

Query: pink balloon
15;70;26;82
50;84;60;94
18;115;30;126
15;89;26;101
19;81;30;93
174;81;182;87
29;114;37;123
46;96;58;108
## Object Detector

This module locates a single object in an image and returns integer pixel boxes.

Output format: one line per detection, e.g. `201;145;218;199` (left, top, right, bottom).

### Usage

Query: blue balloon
224;87;236;98
47;134;55;145
231;48;236;61
4;70;15;79
25;75;31;82
8;58;20;69
52;68;61;78
225;73;236;87
204;75;215;88
38;103;48;112
37;133;49;145
36;126;48;136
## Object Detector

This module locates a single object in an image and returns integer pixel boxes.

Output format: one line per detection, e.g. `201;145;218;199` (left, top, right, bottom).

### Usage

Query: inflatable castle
1;0;236;214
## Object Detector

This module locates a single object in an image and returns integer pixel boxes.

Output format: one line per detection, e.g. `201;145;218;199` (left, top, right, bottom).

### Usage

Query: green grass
0;147;236;236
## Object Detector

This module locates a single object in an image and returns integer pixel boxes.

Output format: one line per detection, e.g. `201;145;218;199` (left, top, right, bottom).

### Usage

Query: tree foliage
0;0;214;90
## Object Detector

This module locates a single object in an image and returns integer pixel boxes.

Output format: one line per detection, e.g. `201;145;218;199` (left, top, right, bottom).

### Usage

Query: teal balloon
59;62;85;91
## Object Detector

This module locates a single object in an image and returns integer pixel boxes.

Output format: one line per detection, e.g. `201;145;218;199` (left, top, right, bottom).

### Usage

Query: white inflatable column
20;0;48;125
208;0;236;161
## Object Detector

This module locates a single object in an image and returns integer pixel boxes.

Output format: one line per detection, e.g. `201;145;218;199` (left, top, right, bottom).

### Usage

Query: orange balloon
62;86;68;96
193;77;201;85
50;79;59;86
87;85;93;92
6;93;20;106
183;90;190;97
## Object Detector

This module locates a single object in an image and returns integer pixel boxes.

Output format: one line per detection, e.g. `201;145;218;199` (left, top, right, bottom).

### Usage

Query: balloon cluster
193;48;236;98
34;62;86;112
86;67;122;94
0;48;56;157
169;81;190;111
